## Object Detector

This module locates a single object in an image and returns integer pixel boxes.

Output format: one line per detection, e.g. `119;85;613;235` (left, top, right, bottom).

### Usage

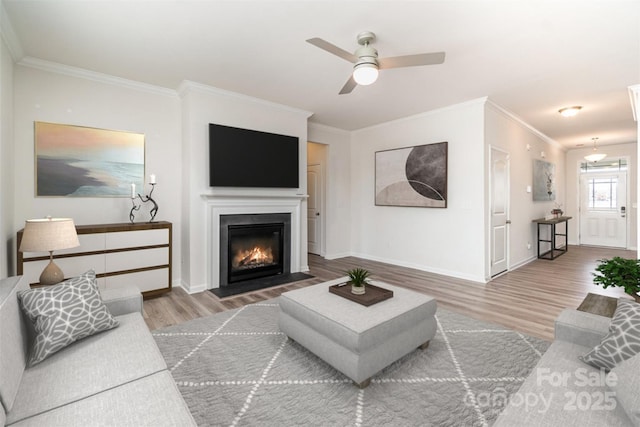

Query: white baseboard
323;252;352;260
349;252;486;284
508;255;537;271
173;280;208;294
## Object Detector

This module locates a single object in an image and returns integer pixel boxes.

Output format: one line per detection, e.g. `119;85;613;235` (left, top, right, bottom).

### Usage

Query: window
580;159;627;173
587;177;618;210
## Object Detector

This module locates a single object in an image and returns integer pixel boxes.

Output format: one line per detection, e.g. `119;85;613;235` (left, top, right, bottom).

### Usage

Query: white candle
149;174;156;184
131;183;136;198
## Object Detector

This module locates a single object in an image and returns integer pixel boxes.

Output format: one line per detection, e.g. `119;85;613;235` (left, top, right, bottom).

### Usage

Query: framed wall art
532;159;555;201
35;121;145;197
375;141;448;208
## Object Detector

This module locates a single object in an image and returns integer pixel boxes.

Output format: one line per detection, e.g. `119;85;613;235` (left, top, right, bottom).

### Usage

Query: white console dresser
17;221;172;298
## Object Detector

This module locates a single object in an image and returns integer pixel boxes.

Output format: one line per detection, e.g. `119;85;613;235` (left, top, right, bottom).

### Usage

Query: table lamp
19;217;80;286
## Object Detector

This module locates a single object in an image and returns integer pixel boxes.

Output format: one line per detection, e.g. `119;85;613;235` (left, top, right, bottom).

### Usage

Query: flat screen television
209;123;299;188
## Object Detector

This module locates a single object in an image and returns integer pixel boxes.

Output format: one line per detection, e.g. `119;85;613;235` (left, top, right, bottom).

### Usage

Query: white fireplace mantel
204;192;308;289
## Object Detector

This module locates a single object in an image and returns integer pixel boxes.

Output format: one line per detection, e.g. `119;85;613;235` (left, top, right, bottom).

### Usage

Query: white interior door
580;172;627;248
307;164;322;255
490;148;510;277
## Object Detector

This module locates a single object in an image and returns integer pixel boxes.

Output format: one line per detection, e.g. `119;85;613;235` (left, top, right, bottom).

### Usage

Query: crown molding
178;80;313;119
0;3;23;60
485;99;563;150
17;56;177;97
308;121;351;136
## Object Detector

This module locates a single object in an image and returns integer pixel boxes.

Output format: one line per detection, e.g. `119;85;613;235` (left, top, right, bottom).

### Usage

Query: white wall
565;143;637;249
0;34;13;277
179;82;311;292
308;123;351;259
484;102;566;270
12;63;183;282
349;99;486;283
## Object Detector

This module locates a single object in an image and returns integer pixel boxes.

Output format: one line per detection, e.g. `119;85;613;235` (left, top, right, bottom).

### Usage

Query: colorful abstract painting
35;122;144;197
375;142;448;208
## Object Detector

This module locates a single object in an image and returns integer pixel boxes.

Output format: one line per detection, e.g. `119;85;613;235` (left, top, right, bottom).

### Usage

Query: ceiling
2;0;639;149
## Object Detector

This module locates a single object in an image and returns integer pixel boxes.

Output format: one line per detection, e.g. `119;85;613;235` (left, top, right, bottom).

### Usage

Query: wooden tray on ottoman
329;283;393;307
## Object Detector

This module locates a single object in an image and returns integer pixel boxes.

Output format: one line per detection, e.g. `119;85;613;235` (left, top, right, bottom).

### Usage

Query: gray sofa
0;275;196;426
495;308;635;426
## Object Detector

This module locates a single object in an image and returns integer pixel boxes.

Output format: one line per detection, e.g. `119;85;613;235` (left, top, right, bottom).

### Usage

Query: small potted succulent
593;257;640;303
347;268;370;295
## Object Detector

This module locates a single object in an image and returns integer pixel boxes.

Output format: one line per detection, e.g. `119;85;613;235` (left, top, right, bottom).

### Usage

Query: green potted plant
347;267;370;295
593;257;640;303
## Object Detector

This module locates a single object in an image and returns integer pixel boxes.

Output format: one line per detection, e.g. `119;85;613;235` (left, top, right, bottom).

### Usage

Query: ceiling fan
306;31;445;95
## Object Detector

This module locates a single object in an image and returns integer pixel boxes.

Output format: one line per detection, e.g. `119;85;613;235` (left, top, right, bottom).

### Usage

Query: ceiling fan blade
339;75;358;95
378;52;445;69
306;38;359;63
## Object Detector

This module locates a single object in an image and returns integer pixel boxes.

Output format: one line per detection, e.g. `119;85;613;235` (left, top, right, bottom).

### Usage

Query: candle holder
129;183;159;224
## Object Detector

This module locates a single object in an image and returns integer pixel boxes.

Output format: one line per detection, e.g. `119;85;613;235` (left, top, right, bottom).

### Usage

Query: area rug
153;300;549;427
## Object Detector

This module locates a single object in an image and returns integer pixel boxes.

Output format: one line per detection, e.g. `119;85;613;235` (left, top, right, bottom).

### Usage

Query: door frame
307;141;328;257
488;146;510;279
577;156;630;249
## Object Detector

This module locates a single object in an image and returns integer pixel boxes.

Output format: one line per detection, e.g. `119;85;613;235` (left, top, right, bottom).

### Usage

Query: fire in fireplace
218;213;292;290
228;223;283;283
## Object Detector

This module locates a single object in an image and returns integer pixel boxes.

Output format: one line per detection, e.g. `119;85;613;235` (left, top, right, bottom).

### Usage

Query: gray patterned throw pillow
17;270;119;366
580;298;640;371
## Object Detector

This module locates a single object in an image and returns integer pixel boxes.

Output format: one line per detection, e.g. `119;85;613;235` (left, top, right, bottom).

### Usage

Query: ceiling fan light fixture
353;62;379;86
558;106;582;117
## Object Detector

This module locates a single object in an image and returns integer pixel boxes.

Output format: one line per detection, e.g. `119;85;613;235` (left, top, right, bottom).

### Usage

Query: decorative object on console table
17;221;172;298
346;267;370;295
129;174;159;224
592;257;640;303
18;217;80;286
551;202;563;218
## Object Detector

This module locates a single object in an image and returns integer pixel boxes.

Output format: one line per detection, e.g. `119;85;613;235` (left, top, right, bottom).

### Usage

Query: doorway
579;159;628;248
307;142;327;255
490;147;510;277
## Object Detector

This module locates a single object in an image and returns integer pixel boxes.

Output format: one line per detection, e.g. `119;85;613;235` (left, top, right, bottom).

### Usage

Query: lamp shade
19;218;80;253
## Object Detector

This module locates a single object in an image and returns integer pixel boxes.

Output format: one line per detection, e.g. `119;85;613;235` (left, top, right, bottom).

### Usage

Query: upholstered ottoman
278;277;437;387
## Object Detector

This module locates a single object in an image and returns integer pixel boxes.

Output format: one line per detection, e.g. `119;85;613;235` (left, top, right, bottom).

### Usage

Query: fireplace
219;213;291;289
228;223;284;283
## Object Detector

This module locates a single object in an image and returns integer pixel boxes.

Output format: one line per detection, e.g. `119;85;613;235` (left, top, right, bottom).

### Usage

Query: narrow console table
531;216;572;260
17;221;172;298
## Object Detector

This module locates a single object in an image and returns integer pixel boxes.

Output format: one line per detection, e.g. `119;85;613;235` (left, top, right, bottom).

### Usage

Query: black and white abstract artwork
375;142;448;208
532;159;555;201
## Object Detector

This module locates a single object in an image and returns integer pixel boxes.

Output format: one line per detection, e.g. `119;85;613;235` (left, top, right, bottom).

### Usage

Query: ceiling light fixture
558;106;582;117
352;39;379;86
352;62;379;85
584;137;606;162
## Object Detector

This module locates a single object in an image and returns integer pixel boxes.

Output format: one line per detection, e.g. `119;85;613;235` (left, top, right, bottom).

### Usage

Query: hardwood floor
143;245;637;341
